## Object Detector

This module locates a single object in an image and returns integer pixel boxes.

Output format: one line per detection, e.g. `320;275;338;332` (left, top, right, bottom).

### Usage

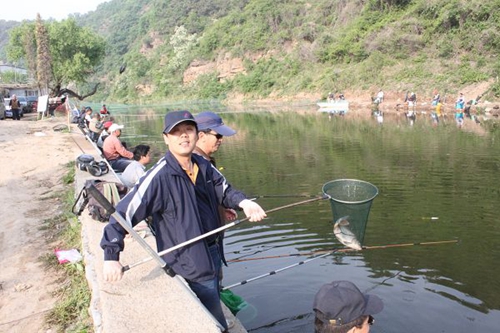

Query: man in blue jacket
100;110;266;331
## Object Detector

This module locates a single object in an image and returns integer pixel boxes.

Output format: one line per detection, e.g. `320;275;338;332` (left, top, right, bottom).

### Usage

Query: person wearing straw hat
100;110;266;332
313;280;384;333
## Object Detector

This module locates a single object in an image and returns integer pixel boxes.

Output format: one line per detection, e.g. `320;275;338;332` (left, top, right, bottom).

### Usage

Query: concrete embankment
71;127;246;333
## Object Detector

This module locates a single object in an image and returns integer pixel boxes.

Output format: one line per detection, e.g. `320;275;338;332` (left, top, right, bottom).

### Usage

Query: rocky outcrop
183;53;246;84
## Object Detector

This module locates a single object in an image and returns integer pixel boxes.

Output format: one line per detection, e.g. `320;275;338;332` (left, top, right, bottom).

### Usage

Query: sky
0;0;109;22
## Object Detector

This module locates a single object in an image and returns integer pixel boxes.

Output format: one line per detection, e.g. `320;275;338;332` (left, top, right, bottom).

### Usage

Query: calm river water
109;103;500;333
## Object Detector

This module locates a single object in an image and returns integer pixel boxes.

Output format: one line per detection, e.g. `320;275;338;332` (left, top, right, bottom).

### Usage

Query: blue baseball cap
195;111;236;136
163;110;197;134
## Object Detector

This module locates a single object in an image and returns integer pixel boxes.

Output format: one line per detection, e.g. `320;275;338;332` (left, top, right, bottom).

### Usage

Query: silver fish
334;216;362;250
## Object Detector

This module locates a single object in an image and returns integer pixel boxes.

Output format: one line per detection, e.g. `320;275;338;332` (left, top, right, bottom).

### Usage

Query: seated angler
88;113;104;142
102;124;134;172
120;145;151;189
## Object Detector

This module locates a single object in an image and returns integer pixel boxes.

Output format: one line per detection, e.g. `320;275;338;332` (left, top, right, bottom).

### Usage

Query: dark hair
314;313;367;333
133;145;150;161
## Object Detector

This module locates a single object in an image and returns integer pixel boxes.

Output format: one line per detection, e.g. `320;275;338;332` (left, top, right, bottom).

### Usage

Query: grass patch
39;164;92;332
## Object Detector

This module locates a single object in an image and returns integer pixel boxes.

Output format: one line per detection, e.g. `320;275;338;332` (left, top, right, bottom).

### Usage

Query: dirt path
0;114;80;333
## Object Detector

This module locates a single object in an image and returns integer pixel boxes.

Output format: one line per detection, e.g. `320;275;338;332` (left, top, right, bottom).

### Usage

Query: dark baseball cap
313;280;383;325
194;111;236;136
163;110;197;134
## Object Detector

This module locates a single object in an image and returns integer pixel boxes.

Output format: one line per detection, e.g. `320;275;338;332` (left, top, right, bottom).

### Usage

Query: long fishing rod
227;239;459;263
249;194;320;199
222;249;340;290
122;195;328;272
223;239;459;290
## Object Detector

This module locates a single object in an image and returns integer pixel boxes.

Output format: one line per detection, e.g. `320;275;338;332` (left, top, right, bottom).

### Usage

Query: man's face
163;122;198;157
198;130;223;156
139;151;151;165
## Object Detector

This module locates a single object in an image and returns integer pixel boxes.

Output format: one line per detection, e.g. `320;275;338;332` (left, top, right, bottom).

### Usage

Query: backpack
72;179;128;222
76;154;109;177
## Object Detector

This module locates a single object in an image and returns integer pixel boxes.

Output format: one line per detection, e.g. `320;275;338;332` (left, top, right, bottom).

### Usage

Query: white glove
239;199;267;222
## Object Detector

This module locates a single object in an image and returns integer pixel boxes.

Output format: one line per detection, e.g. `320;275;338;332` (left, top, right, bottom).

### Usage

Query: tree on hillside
7;17;106;100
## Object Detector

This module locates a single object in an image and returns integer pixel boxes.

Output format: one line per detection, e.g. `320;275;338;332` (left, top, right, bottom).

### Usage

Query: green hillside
5;0;500;103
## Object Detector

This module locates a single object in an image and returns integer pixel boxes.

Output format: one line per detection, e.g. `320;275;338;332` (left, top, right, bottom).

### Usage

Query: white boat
317;100;349;114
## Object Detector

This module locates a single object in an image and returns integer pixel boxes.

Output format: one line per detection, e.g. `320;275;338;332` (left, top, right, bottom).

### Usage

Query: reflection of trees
124;109;500;313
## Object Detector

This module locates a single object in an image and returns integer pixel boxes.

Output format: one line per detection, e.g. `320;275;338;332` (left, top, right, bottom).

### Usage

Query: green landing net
322;179;379;246
220;289;248;315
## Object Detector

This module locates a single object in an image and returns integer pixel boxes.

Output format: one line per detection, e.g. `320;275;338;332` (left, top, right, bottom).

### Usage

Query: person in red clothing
102;124;134;172
100;104;110;115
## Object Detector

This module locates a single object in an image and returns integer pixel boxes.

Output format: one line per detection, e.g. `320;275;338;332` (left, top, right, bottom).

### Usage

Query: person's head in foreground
162;111;199;158
313;280;383;333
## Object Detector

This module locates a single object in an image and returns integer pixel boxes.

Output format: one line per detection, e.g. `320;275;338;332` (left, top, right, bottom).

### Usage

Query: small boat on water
317;100;349;114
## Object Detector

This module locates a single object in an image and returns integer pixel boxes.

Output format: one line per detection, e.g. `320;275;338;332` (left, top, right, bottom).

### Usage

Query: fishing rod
222;249;340;290
122;195;328;272
222;239;459;290
227;239;459;263
249;194;320;199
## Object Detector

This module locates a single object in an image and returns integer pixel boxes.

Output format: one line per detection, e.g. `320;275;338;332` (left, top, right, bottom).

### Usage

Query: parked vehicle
26;96;38;113
17;96;29;112
0;95;5;120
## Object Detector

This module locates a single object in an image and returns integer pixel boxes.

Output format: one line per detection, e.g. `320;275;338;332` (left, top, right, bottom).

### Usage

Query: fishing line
363;271;403;294
227;246;278;262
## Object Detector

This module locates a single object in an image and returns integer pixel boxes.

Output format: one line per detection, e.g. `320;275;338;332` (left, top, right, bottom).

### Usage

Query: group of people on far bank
368;89;481;128
77;108;385;332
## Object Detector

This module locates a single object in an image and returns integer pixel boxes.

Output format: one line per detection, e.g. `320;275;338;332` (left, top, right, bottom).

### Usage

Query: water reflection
111;105;500;333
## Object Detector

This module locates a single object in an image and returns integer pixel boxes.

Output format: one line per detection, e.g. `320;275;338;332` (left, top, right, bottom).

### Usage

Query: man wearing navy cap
194;111;236;167
101;110;266;332
313;280;384;333
194;111;239;279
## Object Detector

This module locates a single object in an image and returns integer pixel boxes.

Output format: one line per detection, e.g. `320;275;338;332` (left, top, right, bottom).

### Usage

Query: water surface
113;105;500;333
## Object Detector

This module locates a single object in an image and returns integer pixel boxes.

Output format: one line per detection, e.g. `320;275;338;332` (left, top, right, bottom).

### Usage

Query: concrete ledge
70;126;246;333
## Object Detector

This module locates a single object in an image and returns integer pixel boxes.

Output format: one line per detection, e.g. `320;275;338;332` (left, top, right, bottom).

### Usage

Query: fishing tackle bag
72;179;128;222
76;154;109;177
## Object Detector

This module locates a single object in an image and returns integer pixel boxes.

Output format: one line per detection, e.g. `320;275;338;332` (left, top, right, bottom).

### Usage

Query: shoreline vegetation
39;163;92;332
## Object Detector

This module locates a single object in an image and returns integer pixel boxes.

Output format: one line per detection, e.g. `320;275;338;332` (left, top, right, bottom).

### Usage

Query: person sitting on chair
88;113;104;142
102;124;134;172
313;280;384;333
